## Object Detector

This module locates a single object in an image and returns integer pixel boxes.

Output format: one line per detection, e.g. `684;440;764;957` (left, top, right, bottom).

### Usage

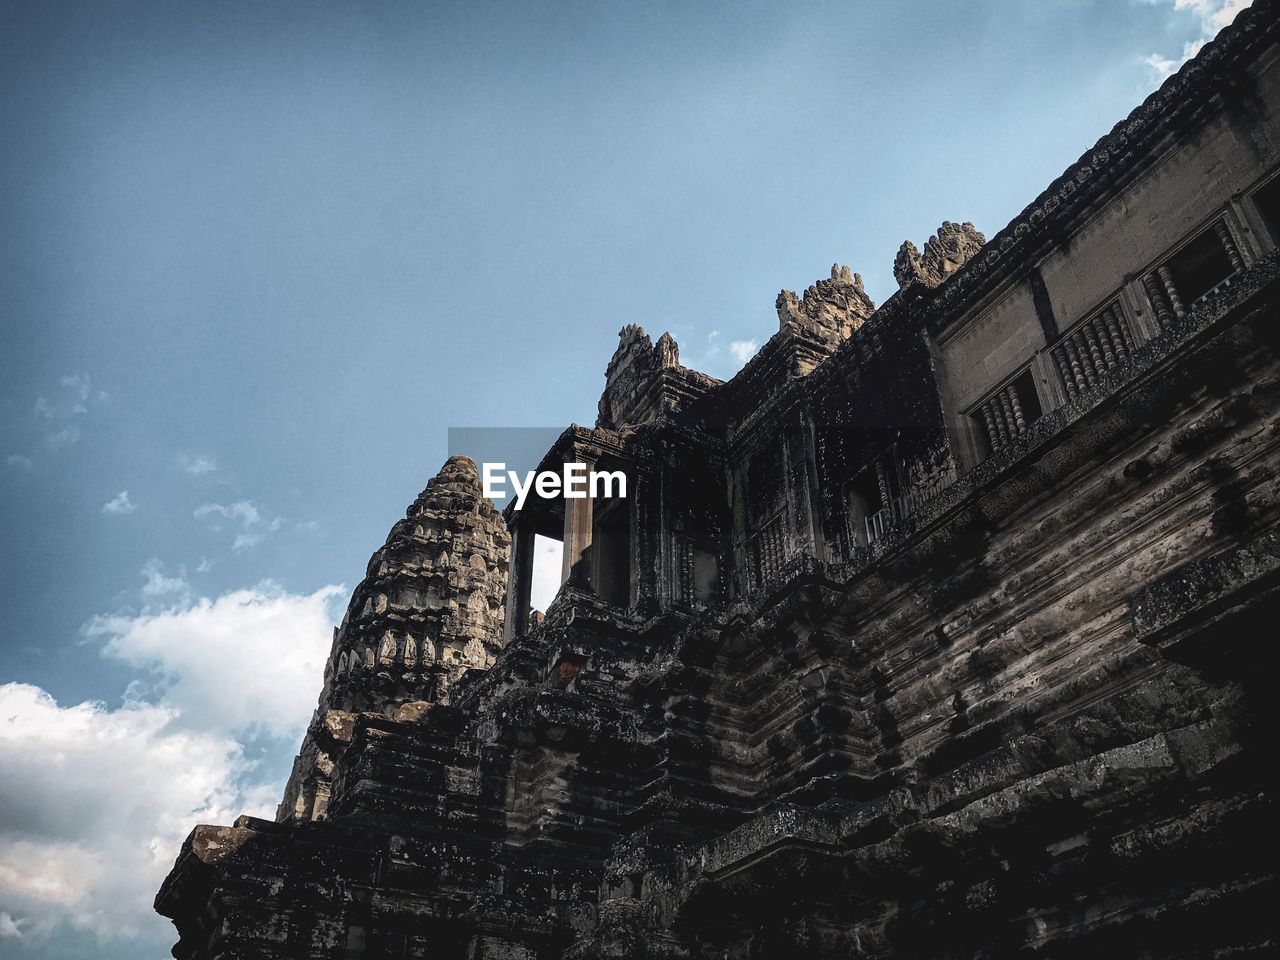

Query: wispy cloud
194;499;283;552
178;455;217;476
1143;0;1252;81
1174;0;1252;32
59;374;91;402
101;491;136;515
729;339;760;365
231;532;263;552
22;373;108;460
140;559;189;599
6;455;33;470
194;500;261;526
44;426;81;450
1143;51;1179;79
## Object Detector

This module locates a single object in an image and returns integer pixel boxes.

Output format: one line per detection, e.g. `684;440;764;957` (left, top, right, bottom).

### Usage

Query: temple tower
276;455;509;821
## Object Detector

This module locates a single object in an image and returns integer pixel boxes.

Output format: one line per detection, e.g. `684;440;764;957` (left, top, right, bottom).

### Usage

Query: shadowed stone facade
158;5;1280;957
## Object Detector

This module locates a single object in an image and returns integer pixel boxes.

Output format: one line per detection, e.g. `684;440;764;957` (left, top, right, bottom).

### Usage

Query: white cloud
702;330;723;363
28;376;106;451
1144;52;1178;79
85;582;345;739
0;683;276;944
45;426;81;450
60;374;92;402
729;339;760;365
101;491;136;515
194;500;261;526
1143;0;1252;80
1173;0;1252;32
194;500;283;551
178;455;216;476
231;532;263;553
5;455;33;470
195;557;213;574
140;559;189;599
0;580;344;946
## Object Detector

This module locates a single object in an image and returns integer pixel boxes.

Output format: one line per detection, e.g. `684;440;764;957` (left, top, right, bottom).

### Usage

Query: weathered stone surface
596;325;721;430
893;220;987;291
275;454;509;822
775;263;876;341
158;5;1280;958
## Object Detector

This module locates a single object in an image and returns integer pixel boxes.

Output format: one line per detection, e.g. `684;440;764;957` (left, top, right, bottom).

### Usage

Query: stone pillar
1214;220;1245;274
1142;272;1174;329
1123;276;1161;343
874;456;893;511
799;412;829;562
1157;265;1186;319
503;522;535;643
562;456;595;588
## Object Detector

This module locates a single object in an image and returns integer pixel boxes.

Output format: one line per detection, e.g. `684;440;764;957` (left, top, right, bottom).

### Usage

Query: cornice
924;0;1278;335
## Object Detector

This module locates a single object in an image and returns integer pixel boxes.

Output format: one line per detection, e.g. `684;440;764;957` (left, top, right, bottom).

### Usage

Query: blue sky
0;0;1250;955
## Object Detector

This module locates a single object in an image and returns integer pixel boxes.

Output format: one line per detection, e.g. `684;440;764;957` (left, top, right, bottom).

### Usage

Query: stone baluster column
1082;321;1105;376
1006;383;1026;434
1157;265;1186;319
502;521;535;643
1091;316;1116;369
1142;272;1173;328
1104;306;1129;360
1214;221;1245;274
562;454;596;589
997;389;1017;440
980;401;1001;450
874;457;893;515
1063;335;1089;393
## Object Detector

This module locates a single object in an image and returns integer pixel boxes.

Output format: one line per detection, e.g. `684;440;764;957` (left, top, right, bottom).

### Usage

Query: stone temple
158;5;1280;957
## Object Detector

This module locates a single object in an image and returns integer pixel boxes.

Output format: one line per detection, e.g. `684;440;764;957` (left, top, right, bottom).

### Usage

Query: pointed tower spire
277;455;510;821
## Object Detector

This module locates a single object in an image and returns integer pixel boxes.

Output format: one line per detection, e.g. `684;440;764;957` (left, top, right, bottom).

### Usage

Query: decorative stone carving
775;262;876;341
274;455;509;822
893;221;986;290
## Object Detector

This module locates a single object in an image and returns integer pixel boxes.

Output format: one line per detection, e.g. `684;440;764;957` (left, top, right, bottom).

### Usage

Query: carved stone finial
655;332;680;368
597;327;687;428
895;221;986;291
775;265;876;341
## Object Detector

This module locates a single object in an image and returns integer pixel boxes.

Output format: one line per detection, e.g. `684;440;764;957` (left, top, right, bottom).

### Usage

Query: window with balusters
959;211;1255;469
1140;218;1245;328
1050;298;1138;401
969;366;1044;459
844;449;910;548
